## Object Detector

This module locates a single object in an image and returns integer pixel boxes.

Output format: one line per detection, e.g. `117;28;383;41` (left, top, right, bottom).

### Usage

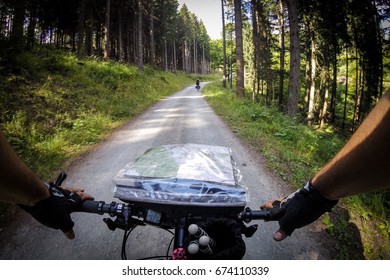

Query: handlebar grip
238;208;274;222
76;200;105;214
248;210;273;220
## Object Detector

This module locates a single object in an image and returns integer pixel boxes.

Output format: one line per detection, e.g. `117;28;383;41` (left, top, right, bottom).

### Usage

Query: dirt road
0;83;333;259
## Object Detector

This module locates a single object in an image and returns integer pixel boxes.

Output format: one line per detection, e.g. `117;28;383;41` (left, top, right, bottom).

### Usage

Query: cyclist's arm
1;131;94;239
312;88;390;200
0;131;50;206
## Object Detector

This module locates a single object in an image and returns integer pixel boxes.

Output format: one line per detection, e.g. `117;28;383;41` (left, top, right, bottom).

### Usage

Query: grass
202;82;390;259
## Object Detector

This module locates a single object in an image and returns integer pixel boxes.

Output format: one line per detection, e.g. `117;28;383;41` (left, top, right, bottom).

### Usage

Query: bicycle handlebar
77;200;129;216
75;200;276;259
76;200;104;214
76;200;275;223
59;173;278;260
238;207;274;222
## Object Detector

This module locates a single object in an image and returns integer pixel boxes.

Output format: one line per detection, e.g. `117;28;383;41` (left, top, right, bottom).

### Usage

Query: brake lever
54;171;67;187
103;216;141;231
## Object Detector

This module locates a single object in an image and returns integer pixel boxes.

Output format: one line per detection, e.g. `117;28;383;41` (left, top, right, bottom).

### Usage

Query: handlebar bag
113;144;248;213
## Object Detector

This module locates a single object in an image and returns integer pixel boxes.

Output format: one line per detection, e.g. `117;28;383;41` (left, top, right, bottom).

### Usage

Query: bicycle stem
172;218;187;260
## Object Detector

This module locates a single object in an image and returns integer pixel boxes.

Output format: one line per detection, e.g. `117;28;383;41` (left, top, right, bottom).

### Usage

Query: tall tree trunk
164;39;168;71
277;0;285;110
320;81;330;129
307;34;317;125
304;22;311;110
127;20;132;63
230;31;233;88
342;48;349;130
234;0;245;98
185;40;190;73
188;41;192;73
193;38;197;74
150;1;156;66
182;41;186;72
96;25;101;53
11;0;26;52
251;0;260;100
222;0;227;88
104;0;111;60
352;50;360;131
133;16;137;64
203;44;207;74
118;9;123;61
330;52;338;122
137;0;144;71
85;14;93;56
173;40;177;73
26;0;38;50
284;0;300;117
357;62;366;125
319;46;330;129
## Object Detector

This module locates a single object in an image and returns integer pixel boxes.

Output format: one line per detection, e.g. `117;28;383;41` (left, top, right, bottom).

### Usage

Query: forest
213;0;390;132
0;0;211;74
0;0;389;259
1;0;389;130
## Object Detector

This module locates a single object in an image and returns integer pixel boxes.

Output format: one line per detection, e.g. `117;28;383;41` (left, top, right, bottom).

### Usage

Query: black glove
18;181;81;234
264;181;339;236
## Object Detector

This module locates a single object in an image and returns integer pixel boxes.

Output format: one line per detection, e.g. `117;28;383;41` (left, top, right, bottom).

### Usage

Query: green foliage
210;39;225;71
323;209;366;259
344;193;390;259
0;0;212;74
203;81;390;259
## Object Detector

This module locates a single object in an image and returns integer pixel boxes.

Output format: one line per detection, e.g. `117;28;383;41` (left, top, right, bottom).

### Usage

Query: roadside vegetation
0;47;199;228
203;82;390;259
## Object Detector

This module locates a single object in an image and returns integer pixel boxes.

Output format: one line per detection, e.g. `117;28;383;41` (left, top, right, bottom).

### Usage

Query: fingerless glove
18;182;81;233
274;181;338;236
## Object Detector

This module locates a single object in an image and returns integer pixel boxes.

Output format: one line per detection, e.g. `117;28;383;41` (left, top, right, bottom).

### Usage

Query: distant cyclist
196;79;200;91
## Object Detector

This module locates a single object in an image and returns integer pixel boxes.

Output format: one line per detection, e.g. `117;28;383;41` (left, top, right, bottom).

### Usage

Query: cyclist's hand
19;183;94;240
60;186;94;239
261;181;338;241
